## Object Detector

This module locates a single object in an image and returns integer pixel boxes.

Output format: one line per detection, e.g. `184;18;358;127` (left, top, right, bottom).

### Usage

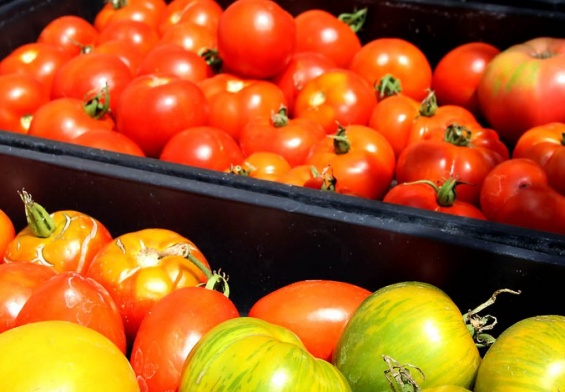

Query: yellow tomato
0;320;139;391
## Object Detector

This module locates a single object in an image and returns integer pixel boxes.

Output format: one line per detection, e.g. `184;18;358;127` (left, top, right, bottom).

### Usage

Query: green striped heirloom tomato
178;317;352;391
333;281;481;391
474;315;565;391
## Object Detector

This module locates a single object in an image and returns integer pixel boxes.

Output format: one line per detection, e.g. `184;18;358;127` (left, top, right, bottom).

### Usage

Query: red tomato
159;0;223;36
159;21;218;55
116;73;209;158
199;74;286;141
72;129;146;157
383;178;487;220
217;0;296;79
131;286;239;392
477;37;565;145
306;124;396;199
136;43;211;82
0;262;57;334
36;15;100;57
248;280;371;362
235;151;292;182
88;39;145;75
0;73;50;134
160;125;244;172
294;9;363;69
0;42;73;92
480;158;565;234
239;107;326;167
432;42;500;119
294;69;377;135
15;272;127;354
96;19;160;56
349;38;432;102
94;0;167;32
276;164;318;187
513;122;565;196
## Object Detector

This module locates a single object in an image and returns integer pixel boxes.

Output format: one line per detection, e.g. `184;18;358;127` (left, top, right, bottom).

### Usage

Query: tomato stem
383;355;424;392
402;178;459;207
337;8;368;33
418;90;438;117
331;125;351;155
18;189;55;238
271;106;289;128
83;84;111;120
203;269;231;297
444;123;472;147
199;48;223;75
375;74;402;101
108;0;128;10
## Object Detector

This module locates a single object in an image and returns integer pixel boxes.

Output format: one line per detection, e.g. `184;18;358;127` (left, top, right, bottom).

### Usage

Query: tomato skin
159;0;223;36
474;315;565;391
349;38;432;102
88;39;145;75
333;281;481;390
512;122;565;196
0;209;15;262
158;20;218;55
37;15;100;57
131;286;239;392
15;271;127;354
179;317;352;391
432;42;500;119
217;0;296;79
248;279;371;362
94;0;167;32
477;37;565;145
72;129;146;157
239;151;292;182
96;19;160;56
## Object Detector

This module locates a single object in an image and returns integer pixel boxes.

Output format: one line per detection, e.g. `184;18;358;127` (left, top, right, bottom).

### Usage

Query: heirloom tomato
72;129;146;157
480;158;565;234
512;122;565;196
306;124;395;199
333;281;481;391
0;262;56;334
217;0;296;79
96;19;160;56
294;69;377;135
131;286;239;392
474;315;565;391
15;271;127;354
248;279;371;362
432;42;500;118
94;0;167;32
37;15;99;57
179;317;352;391
85;228;213;344
477;37;565;145
4;190;113;274
0;321;139;392
349;38;432;102
158;0;223;36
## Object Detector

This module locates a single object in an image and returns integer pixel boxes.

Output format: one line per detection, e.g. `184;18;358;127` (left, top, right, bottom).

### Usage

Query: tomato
0;42;73;92
248;279;371;362
217;0;296;79
474;315;565;391
306;124;396;199
178;317;352;391
131;286;239;392
432;42;500;119
479;158;565;234
85;228;213;345
96;19;160;56
160;125;244;172
88;39;145;75
0;209;14;261
276;164;318;187
294;9;364;69
116;73;209;158
36;15;100;57
94;0;167;32
15;271;127;354
234;151;292;182
4;190;113;274
396;123;508;206
0;320;139;391
72;129;146;157
158;20;218;55
333;281;481;390
199;74;286;141
349;38;432;102
239;107;326;167
512;122;565;196
0;73;49;134
477;37;565;145
158;0;223;36
0;262;56;334
383;178;487;220
294;69;377;135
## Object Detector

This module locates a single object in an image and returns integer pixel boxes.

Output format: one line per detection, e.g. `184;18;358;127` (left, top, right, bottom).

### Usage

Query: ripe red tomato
159;0;223;36
349;38;432;102
96;19;160;56
432;42;500;119
0;262;57;334
160;126;244;172
276;164;318;186
294;9;363;69
217;0;296;79
248;279;371;362
116;73;209;158
15;272;127;354
0;73;50;134
477;37;565;145
36;15;100;57
158;21;218;55
72;129;146;157
94;0;167;32
294;69;377;135
87;39;145;75
131;286;239;392
512;122;565;196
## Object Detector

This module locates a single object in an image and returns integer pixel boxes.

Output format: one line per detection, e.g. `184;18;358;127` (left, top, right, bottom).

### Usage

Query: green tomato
333;281;481;391
178;316;351;391
474;314;565;391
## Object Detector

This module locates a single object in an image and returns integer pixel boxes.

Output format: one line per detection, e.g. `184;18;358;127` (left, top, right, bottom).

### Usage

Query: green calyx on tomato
337;7;368;33
304;165;337;192
82;83;111;120
18;189;55;238
418;90;438;117
443;124;471;147
403;178;460;207
271;106;290;127
108;0;128;10
199;48;223;75
332;125;352;155
375;73;402;101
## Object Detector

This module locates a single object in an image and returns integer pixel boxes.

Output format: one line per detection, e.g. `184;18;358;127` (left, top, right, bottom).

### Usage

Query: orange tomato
0;209;15;261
